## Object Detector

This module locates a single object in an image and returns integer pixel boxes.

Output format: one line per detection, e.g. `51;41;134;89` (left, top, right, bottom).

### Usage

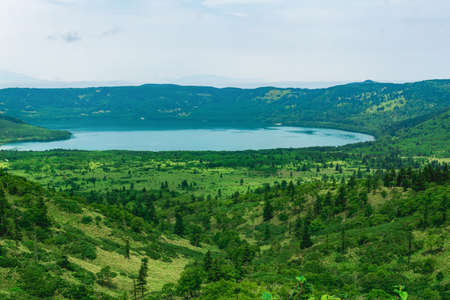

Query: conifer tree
203;250;212;272
0;187;8;236
174;213;184;236
340;224;346;253
263;200;274;221
137;258;148;297
300;219;313;249
124;239;130;259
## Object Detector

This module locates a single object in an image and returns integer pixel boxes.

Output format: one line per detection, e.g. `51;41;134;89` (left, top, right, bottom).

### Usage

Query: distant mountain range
0;70;346;89
170;74;346;89
0;70;132;89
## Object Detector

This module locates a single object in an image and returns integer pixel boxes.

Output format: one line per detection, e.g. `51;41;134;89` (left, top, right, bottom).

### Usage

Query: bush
81;215;93;224
55;197;82;214
72;265;96;286
0;256;19;268
62;284;93;299
96;266;117;288
278;213;288;222
19;263;58;298
65;240;97;260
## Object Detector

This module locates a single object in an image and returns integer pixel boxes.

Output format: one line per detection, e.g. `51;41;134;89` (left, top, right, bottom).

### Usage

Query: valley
0;80;448;299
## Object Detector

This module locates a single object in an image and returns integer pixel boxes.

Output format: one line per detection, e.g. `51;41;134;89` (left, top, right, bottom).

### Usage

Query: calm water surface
0;127;374;151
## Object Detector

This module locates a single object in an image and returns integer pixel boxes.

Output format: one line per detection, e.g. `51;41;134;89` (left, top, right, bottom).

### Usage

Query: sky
1;0;449;84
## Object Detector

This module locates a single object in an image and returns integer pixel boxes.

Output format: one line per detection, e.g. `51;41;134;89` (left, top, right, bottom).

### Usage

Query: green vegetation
0;115;70;144
0;80;449;136
0;80;449;299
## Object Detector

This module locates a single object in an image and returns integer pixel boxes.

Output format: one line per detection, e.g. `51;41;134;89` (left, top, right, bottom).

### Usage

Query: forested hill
0;115;70;144
0;79;449;135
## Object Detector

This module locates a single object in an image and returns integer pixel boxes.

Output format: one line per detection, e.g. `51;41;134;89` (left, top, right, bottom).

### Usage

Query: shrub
19;263;58;298
81;215;93;224
54;197;82;214
65;240;97;260
0;256;19;268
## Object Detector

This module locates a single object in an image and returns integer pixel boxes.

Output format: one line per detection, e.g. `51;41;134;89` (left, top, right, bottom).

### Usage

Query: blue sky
1;0;449;84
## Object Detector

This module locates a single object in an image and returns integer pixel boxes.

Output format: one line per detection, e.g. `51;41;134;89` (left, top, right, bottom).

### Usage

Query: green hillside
0;156;448;299
390;109;450;156
344;108;450;158
0;171;206;299
0;80;449;135
0;115;70;145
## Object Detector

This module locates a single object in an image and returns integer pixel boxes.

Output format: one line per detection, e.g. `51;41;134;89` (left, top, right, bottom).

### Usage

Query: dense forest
0;80;448;299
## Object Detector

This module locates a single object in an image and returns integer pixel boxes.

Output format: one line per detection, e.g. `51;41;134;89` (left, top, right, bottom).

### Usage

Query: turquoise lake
0;127;374;151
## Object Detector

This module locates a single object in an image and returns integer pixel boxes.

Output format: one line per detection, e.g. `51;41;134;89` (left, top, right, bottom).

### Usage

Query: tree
0;187;9;236
263;200;274;221
32;198;51;229
190;225;202;247
137;258;149;297
124;239;130;259
96;266;117;288
177;266;204;299
19;263;58;298
203;250;212;272
300;219;313;249
174;212;184;236
340;224;346;253
335;186;347;211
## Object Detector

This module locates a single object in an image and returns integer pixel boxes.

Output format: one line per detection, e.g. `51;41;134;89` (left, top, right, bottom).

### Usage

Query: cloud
1;0;449;83
202;0;277;7
229;12;248;17
48;32;82;43
99;27;121;38
46;0;77;6
62;32;81;42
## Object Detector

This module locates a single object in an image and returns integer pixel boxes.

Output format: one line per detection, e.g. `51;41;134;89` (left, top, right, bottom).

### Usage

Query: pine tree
264;224;272;241
34;198;51;229
124;239;130;259
174;212;184;236
190;225;201;247
0;188;9;236
300;219;313;249
263;200;274;221
335;185;347;210
136;258;148;297
440;195;447;225
340;224;346;253
203;250;212;272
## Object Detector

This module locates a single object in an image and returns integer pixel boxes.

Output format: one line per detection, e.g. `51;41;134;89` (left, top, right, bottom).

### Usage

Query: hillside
0;158;448;299
344;108;450;158
390;109;450;157
0;115;70;145
0;80;449;135
0;171;206;299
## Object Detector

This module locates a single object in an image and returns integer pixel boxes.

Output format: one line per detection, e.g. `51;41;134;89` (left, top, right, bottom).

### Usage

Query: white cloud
202;0;277;7
0;0;448;83
229;12;248;17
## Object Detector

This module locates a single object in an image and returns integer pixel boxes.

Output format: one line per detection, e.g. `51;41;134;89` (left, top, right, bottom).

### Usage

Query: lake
0;126;374;151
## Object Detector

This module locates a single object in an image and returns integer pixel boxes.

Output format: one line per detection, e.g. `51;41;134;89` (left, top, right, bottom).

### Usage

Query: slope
0;115;70;144
0;171;205;299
